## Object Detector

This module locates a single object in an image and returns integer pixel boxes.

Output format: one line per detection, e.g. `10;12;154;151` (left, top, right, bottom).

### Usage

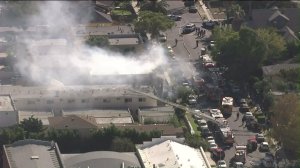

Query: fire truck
209;118;234;145
221;97;234;116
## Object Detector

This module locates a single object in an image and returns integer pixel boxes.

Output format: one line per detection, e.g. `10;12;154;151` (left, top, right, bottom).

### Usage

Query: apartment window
47;100;54;104
103;99;110;103
138;98;146;102
125;98;132;103
68;99;75;103
27;100;35;105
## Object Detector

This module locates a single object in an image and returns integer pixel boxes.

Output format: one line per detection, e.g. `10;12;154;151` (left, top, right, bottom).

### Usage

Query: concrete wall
0;110;18;127
13;96;157;112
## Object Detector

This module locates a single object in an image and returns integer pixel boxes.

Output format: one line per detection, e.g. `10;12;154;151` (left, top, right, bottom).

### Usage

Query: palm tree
226;4;245;31
140;0;169;14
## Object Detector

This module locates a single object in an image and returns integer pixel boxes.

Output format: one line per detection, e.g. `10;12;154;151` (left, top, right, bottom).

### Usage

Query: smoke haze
14;1;168;85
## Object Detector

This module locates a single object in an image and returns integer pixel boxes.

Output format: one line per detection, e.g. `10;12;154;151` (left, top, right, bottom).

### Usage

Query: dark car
239;103;250;113
167;14;182;21
182;23;196;34
202;20;219;29
211;148;225;160
189;5;197;13
202;127;213;137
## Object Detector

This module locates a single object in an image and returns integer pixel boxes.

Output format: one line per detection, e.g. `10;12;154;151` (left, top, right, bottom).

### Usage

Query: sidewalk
196;0;214;21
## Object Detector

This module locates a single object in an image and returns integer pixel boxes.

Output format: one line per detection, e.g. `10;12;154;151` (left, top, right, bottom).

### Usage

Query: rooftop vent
30;156;39;159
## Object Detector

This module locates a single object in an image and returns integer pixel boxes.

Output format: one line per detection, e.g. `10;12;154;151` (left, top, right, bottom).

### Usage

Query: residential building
0;95;17;127
262;63;300;78
62;151;141;168
247;7;300;41
2;139;64;168
138;106;174;124
0;85;157;112
136;136;211;168
19;110;54;125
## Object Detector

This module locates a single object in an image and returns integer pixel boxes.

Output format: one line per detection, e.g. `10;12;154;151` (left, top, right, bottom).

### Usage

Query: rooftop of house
247;7;300;40
48;114;98;129
62;151;141;168
0;85;154;99
262;63;300;76
0;52;8;58
3;139;62;168
137;138;209;168
109;37;140;45
75;25;135;36
0;95;15;112
63;109;133;124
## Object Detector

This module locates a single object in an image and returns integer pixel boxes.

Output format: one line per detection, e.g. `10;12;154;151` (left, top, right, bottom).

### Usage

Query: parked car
158;32;167;42
210;109;224;119
202;127;213;137
256;133;265;143
182;23;196;33
232;162;244;168
208;41;216;50
209;142;218;151
240;98;247;105
202;20;218;29
167;46;175;59
167;14;182;21
206;136;215;144
239;103;250;113
212;148;225;160
244;112;254;120
259;142;270;152
189;5;197;13
217;160;227;168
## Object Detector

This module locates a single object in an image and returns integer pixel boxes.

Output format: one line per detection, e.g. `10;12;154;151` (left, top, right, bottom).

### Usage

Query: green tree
185;134;208;150
134;11;174;38
226;4;245;31
86;36;109;47
176;86;193;104
213;27;267;82
256;28;286;62
140;0;169;14
270;93;300;156
19;116;43;133
110;137;135;152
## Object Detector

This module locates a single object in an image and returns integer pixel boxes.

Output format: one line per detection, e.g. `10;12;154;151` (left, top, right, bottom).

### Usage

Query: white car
209;142;218;151
244;112;254;120
198;119;207;127
210;109;224;119
194;109;201;114
167;46;175;59
217;160;227;168
206;136;215;144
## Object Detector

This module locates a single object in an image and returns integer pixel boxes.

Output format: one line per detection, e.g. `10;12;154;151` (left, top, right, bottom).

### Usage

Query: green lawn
186;113;201;136
111;9;132;16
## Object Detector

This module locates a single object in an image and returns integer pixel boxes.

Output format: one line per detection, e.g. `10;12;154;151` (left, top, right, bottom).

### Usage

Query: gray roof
3;139;62;168
0;85;154;99
248;8;300;33
62;151;141;168
262;63;300;76
268;10;290;22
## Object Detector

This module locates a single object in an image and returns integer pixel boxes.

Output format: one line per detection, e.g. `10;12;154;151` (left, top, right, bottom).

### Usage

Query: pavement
164;1;267;167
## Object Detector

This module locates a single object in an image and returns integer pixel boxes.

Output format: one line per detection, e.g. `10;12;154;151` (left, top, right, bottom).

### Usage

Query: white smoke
14;1;168;85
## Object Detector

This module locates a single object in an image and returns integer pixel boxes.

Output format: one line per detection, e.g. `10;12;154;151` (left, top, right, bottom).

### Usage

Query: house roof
248;8;300;40
3;139;62;168
62;151;141;168
137;138;210;168
48;114;98;129
262;63;300;76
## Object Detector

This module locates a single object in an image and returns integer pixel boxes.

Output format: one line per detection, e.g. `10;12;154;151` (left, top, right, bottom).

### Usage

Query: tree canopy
134;11;174;38
19;115;43;133
140;0;169;14
212;26;287;82
270;93;300;156
86;36;109;47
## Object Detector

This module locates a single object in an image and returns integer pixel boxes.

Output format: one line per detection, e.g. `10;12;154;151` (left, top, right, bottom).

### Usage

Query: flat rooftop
63;109;133;124
109;37;140;45
0;85;154;99
137;140;209;168
4;139;62;168
0;95;14;111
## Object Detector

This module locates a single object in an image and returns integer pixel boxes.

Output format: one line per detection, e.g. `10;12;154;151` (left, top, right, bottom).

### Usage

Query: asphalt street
165;1;266;167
